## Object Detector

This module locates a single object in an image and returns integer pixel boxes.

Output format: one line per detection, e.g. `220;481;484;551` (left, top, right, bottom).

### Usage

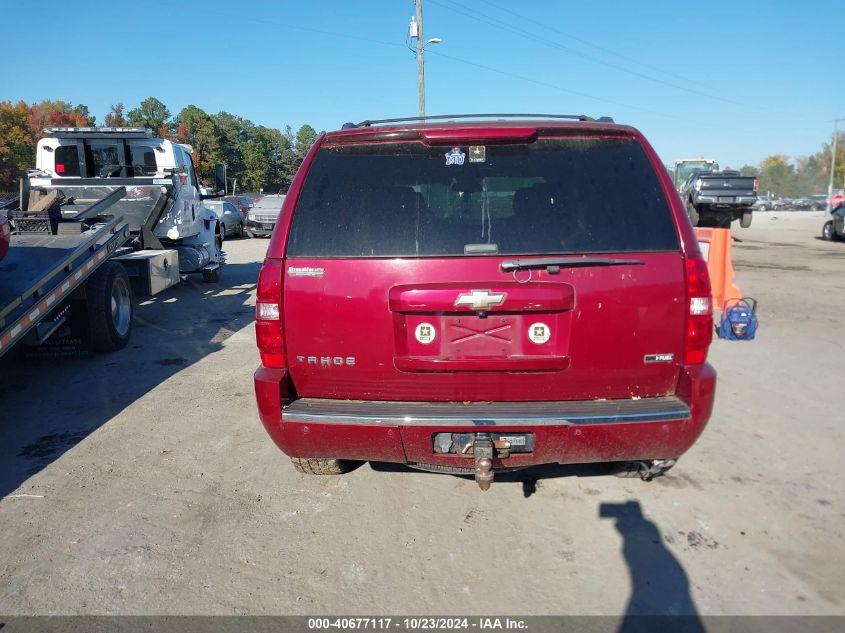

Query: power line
174;5;690;124
428;0;797;115
425;48;693;123
479;0;703;87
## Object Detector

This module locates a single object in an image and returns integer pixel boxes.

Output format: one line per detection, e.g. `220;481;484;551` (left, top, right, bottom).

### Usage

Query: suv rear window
286;137;678;258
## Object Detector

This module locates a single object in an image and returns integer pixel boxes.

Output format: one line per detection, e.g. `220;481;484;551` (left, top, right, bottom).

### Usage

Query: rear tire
202;229;224;283
822;221;835;241
291;458;355;475
740;210;753;228
86;262;133;352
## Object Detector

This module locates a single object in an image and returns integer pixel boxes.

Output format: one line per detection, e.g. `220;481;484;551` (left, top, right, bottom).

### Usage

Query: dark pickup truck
682;170;757;228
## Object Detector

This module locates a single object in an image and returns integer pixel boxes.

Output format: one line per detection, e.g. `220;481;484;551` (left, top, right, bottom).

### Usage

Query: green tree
213;112;254;192
0;100;33;187
294;124;318;161
739;165;758;177
175;105;221;183
242;139;268;192
254;125;294;193
813;132;845;194
127;97;171;135
757;155;796;197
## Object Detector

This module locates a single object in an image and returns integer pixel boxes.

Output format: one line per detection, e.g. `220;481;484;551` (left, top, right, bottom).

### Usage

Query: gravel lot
0;211;842;616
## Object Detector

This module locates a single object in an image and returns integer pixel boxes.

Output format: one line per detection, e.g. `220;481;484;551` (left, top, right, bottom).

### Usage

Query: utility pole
416;0;425;119
827;119;843;212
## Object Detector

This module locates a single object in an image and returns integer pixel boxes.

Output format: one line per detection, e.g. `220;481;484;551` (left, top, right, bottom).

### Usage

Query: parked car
252;114;717;489
810;194;830;210
772;198;793;210
204;200;245;238
0;213;9;263
791;198;816;211
753;196;776;211
246;194;285;238
223;195;253;218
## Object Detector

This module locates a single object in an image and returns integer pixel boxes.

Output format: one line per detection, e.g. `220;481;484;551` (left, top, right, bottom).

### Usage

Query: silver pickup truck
682;170;757;228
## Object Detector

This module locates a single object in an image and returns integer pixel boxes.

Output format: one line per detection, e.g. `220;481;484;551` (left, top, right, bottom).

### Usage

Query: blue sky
2;0;841;167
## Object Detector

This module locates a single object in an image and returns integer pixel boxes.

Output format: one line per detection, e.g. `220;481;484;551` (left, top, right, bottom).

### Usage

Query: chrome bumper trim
282;396;691;427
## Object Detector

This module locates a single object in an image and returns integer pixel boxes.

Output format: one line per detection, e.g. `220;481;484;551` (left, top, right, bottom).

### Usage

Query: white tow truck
0;126;226;358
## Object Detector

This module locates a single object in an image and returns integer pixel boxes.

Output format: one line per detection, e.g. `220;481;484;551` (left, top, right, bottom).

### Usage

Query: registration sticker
415;322;436;344
528;322;551;344
444;147;466;166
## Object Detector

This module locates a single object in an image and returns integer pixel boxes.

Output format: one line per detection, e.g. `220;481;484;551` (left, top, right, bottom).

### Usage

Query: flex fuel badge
528;322;551;344
414;322;436;344
444;147;465;166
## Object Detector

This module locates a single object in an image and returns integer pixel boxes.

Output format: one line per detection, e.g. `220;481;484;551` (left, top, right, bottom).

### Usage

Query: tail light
753;178;758;193
255;259;285;368
685;257;713;365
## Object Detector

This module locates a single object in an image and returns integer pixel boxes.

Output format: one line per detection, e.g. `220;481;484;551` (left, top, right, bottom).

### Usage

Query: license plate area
717;196;735;203
433;432;535;456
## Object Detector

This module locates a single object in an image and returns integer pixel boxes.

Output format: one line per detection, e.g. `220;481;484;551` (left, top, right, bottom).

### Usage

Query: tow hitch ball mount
474;433;494;491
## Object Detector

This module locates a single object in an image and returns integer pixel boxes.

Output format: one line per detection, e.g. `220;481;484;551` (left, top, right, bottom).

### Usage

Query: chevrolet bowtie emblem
454;290;507;311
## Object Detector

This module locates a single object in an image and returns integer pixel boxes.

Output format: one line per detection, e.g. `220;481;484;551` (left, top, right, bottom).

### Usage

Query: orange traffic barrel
693;227;742;311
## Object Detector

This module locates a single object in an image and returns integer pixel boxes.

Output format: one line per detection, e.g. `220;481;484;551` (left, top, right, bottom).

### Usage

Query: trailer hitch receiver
473;432;494;491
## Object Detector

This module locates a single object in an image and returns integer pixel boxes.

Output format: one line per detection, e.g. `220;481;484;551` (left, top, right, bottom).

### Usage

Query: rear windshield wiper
500;257;645;274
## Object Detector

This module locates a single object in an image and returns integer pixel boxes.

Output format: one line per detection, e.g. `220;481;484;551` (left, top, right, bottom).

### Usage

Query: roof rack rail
43;126;152;138
354;113;614;128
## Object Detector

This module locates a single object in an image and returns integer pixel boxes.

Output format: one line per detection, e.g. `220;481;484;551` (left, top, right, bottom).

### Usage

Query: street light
409;1;442;119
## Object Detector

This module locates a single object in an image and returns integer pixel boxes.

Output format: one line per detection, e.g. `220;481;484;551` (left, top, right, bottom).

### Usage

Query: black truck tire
202;229;224;283
740;210;753;228
290;458;355;475
86;262;133;352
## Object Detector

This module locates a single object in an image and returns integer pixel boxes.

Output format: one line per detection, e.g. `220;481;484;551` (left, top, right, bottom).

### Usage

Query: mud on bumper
254;364;716;471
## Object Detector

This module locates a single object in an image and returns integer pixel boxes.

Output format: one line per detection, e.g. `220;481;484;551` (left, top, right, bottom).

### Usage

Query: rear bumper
695;195;756;206
254;364;716;468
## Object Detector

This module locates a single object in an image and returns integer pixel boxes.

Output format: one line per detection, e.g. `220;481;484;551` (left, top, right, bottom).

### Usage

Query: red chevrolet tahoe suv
253;115;716;489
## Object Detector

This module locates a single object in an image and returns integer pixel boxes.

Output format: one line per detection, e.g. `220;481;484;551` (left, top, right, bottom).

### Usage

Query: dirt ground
0;211;842;616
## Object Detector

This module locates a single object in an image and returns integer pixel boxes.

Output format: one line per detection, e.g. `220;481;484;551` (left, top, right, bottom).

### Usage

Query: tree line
735;137;845;199
0;97;319;194
3;98;844;199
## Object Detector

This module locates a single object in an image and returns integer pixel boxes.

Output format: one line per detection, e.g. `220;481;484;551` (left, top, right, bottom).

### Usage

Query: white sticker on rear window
444;147;465;166
528;322;551;344
415;322;436;344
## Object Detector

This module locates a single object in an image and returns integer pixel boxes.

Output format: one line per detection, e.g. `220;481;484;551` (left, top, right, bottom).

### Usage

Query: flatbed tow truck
0;126;226;358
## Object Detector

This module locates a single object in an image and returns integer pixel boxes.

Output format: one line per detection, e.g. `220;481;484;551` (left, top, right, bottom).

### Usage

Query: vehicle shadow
368;461;613;498
600;501;705;632
0;260;259;500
